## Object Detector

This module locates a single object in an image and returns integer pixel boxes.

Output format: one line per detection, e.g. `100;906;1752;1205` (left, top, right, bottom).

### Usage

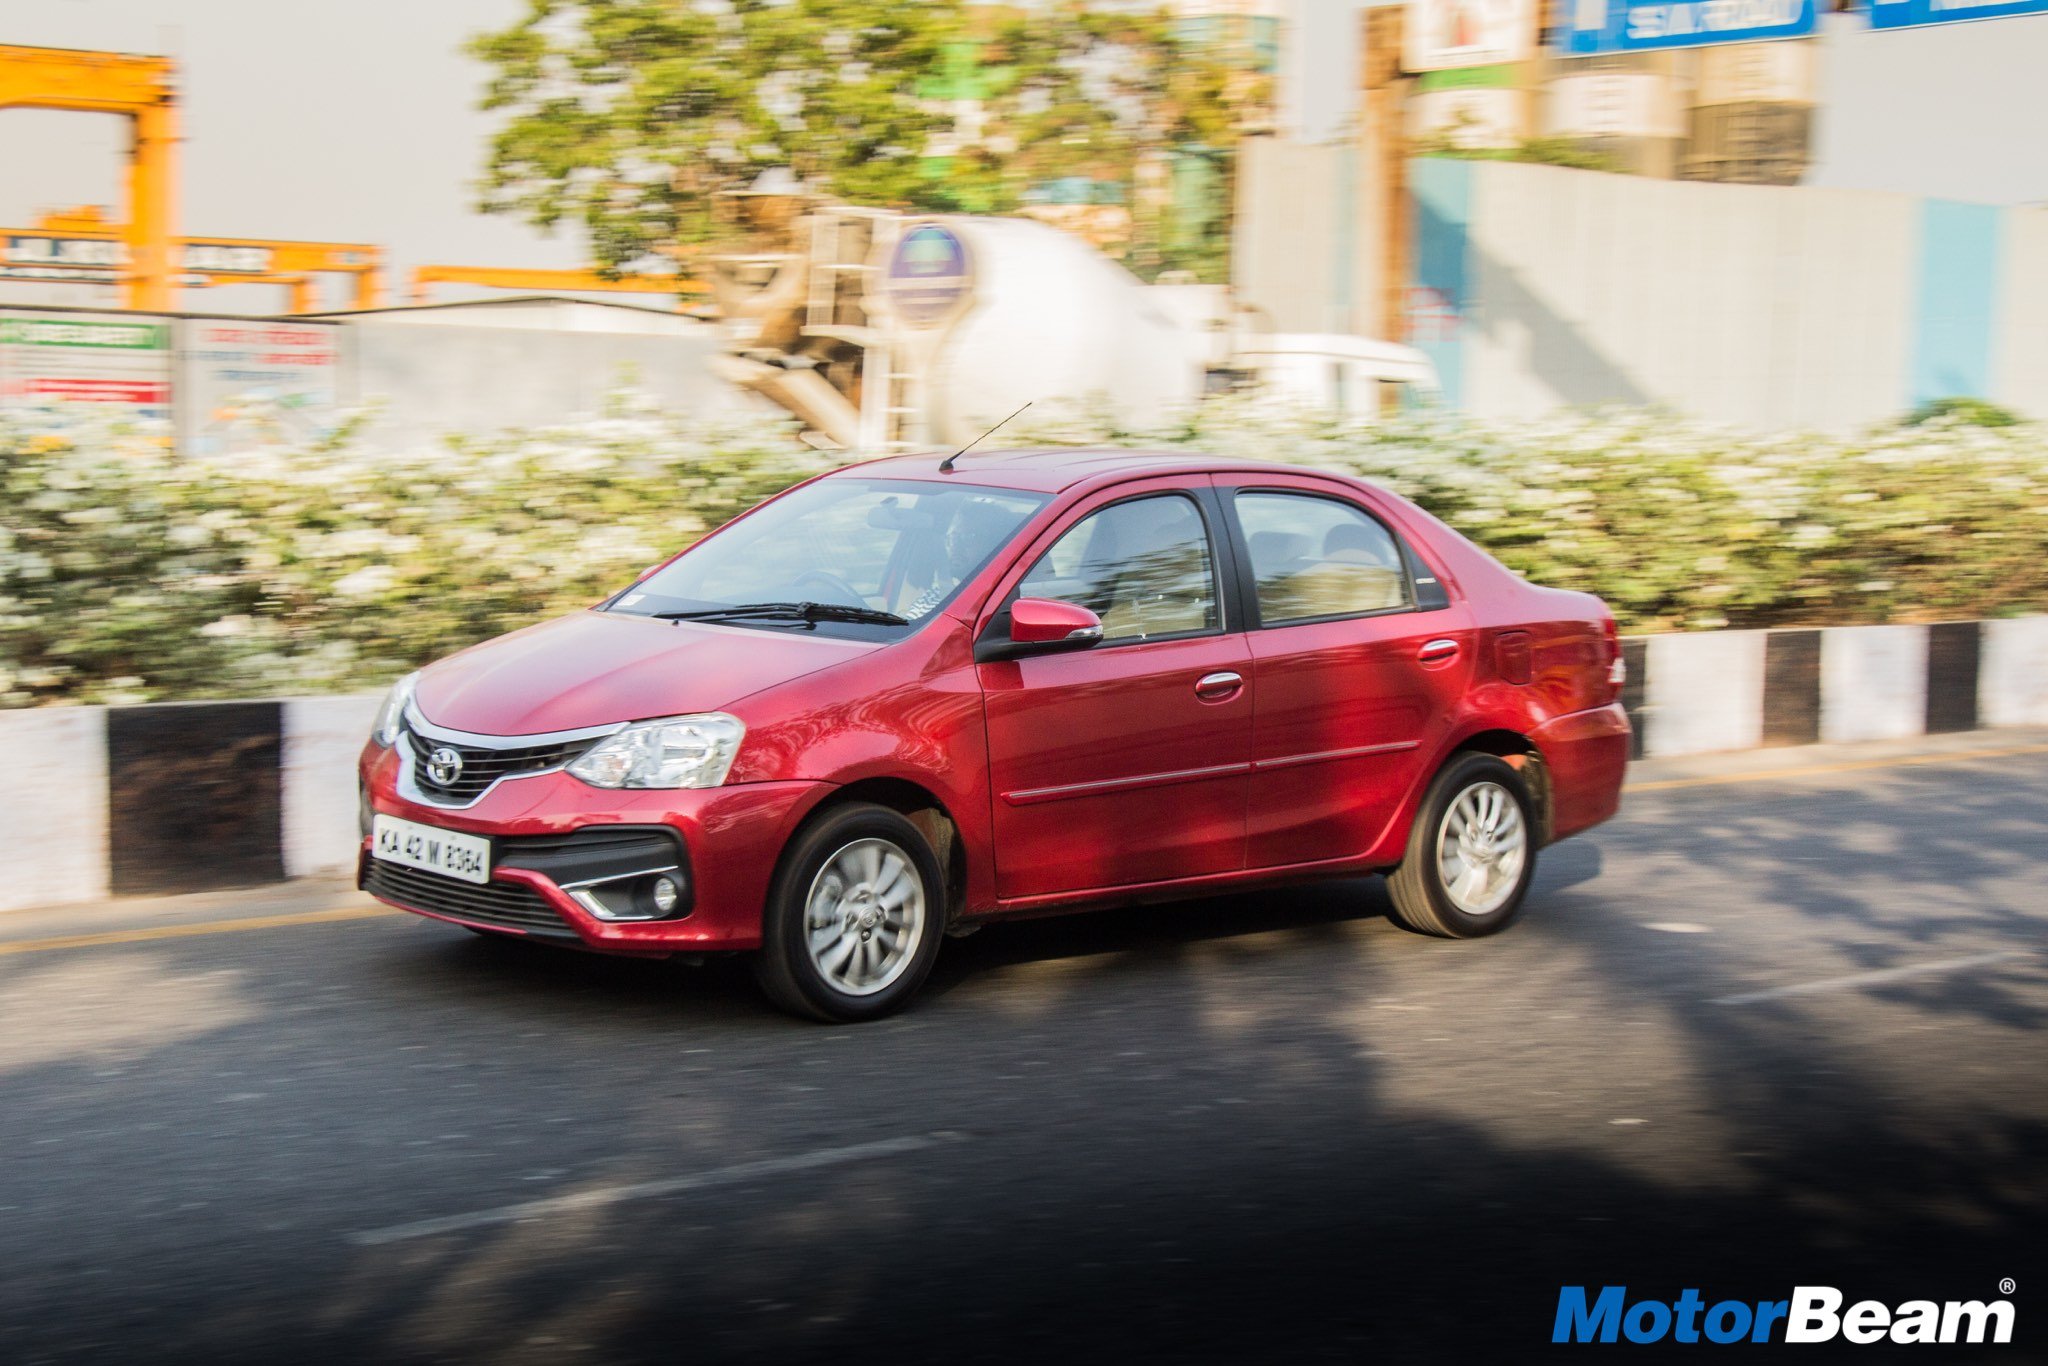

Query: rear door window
1234;491;1412;626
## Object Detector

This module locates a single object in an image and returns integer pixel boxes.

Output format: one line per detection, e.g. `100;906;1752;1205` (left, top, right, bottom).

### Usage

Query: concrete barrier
1642;629;1767;758
283;695;384;880
1982;616;2048;728
2;613;2043;911
1819;624;1928;745
0;693;376;913
0;708;109;912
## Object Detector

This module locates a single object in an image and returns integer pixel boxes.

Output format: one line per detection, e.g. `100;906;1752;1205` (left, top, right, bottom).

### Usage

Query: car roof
840;447;1361;495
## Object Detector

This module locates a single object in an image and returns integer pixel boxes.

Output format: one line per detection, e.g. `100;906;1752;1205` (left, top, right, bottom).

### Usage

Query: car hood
413;610;881;736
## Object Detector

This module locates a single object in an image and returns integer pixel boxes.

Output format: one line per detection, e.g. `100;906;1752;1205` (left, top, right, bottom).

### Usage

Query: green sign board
0;318;170;350
1416;64;1519;92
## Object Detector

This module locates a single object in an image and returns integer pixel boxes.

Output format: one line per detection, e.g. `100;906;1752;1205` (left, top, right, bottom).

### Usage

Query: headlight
568;713;745;790
371;672;419;748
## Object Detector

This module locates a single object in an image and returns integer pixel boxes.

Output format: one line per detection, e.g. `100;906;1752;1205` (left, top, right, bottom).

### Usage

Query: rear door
1219;478;1470;869
976;479;1253;902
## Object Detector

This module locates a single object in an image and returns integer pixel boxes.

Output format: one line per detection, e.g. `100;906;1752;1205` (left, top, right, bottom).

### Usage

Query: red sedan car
358;449;1629;1021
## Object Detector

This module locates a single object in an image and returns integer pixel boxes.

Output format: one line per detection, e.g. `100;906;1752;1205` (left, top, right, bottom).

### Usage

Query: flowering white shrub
0;400;829;707
1016;396;2048;635
3;394;2043;707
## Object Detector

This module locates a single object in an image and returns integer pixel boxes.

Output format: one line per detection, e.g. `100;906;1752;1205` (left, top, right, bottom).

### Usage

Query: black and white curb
1623;618;2044;759
0;616;2042;912
2;694;379;914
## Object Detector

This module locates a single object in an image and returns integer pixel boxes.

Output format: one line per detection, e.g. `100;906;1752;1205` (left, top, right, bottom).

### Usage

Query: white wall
332;299;710;336
1993;207;2048;416
1231;153;2048;428
345;319;760;451
1461;163;1917;430
1234;138;1353;335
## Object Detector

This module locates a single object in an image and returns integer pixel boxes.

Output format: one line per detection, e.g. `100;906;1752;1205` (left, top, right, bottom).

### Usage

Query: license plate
371;814;491;885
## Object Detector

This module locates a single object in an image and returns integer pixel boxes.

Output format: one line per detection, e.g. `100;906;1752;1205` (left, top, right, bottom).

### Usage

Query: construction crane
0;44;177;312
409;265;706;310
2;207;385;312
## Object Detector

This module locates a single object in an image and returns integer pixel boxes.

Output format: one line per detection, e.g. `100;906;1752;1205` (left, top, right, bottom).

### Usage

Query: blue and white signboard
1563;0;1816;52
1868;0;2048;28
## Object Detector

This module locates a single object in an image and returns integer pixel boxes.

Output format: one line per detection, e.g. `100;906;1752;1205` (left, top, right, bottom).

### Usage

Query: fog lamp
568;869;689;922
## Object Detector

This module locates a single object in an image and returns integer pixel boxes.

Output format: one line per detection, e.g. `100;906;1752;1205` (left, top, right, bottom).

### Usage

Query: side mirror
1008;597;1103;651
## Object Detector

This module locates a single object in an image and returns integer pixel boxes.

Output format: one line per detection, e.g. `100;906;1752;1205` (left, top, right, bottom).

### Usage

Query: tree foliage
1413;124;1622;175
1906;396;2022;428
469;0;1263;278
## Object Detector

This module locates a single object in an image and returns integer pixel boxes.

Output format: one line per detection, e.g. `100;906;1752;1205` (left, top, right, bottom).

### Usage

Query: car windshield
607;478;1048;636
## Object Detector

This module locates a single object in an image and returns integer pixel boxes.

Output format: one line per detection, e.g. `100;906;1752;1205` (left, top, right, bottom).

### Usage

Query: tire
1386;753;1537;939
753;803;946;1023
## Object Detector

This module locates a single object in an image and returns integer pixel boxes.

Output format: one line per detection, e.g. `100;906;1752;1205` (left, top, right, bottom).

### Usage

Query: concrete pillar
283;695;384;879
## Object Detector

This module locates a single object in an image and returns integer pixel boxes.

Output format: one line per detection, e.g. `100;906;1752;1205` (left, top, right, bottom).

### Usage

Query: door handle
1194;670;1244;701
1417;638;1460;663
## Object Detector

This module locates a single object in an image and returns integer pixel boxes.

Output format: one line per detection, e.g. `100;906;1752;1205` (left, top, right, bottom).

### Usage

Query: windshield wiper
648;601;908;628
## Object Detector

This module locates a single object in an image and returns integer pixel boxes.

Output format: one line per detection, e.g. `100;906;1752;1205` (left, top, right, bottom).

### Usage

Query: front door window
1016;494;1220;643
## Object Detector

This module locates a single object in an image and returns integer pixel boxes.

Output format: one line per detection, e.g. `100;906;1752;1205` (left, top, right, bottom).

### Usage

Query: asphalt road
3;733;2044;1365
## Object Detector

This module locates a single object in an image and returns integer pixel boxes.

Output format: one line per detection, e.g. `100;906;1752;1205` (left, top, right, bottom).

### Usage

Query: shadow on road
2;764;2041;1364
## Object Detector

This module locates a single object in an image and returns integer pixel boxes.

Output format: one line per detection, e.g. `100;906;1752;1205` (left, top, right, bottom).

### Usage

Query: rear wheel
753;803;944;1023
1386;753;1536;938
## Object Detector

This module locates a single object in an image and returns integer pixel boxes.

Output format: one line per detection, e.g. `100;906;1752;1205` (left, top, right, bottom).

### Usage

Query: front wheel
1385;753;1536;938
753;803;945;1023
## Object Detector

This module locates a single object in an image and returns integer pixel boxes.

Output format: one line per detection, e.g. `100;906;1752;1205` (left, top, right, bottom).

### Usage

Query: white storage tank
873;216;1207;444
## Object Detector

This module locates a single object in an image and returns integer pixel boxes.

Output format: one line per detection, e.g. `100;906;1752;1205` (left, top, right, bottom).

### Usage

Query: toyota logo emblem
425;746;464;786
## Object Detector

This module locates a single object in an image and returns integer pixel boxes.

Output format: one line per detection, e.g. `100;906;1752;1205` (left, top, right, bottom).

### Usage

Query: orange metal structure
409;265;706;310
1;46;696;317
4;207;385;312
0;44;178;312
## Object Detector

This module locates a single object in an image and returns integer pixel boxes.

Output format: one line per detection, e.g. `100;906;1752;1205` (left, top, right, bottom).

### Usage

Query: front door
978;485;1253;902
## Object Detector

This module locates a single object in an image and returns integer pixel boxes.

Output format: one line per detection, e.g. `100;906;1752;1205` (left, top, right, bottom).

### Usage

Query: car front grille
363;859;578;938
402;725;595;803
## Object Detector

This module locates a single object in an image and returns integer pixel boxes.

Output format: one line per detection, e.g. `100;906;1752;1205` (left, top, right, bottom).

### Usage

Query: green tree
472;0;959;265
469;0;1261;280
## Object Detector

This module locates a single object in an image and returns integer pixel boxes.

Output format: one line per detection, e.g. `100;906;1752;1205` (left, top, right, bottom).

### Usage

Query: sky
3;0;2047;313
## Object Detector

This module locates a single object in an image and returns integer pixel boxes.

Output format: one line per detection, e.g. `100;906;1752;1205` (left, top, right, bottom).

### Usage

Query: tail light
1601;617;1625;700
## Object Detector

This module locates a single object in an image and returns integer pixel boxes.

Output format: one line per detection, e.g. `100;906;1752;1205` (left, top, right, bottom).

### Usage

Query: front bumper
356;741;823;952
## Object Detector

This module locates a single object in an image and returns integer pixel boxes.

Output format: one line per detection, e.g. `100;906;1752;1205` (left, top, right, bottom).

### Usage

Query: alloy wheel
804;837;927;997
1433;780;1528;916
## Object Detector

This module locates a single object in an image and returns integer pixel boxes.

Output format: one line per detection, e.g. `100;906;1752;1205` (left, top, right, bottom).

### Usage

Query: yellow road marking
0;904;399;957
1625;742;2048;793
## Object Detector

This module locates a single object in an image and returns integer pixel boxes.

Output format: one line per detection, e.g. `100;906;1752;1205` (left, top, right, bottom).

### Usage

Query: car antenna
938;401;1031;474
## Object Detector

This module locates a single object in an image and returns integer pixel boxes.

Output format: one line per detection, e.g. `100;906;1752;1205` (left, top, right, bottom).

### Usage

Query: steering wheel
793;569;868;608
